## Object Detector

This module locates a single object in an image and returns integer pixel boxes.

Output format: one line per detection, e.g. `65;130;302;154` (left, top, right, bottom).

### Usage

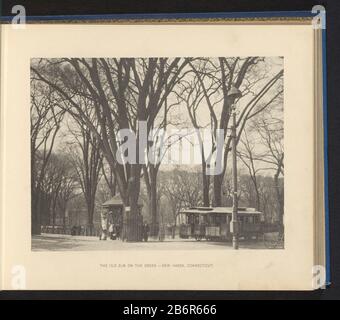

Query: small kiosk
100;195;143;241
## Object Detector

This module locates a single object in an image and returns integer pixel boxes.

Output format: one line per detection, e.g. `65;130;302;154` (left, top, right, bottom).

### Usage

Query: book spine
322;26;330;286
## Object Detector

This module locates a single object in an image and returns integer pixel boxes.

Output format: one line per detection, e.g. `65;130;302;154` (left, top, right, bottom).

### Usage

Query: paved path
31;233;273;251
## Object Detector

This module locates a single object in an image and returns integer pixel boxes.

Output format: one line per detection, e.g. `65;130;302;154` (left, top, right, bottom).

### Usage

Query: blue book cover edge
0;10;317;22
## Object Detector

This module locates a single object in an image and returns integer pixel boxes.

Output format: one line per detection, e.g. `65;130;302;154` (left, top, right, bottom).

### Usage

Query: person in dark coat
142;222;149;242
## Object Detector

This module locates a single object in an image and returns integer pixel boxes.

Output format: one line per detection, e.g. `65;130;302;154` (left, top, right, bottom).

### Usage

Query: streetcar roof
180;207;262;215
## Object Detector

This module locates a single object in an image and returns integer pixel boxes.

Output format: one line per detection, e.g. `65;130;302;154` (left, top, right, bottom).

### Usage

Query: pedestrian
109;223;117;240
71;225;77;236
159;223;165;242
116;224;121;240
143;222;149;242
100;209;109;240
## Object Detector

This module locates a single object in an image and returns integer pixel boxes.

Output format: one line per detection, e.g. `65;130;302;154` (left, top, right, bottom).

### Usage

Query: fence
41;225;101;237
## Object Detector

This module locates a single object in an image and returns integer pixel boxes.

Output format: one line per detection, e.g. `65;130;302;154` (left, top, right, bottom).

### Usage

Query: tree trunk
172;212;178;239
31;151;41;235
31;192;41;235
274;155;284;226
200;151;210;207
86;223;94;236
252;176;261;211
51;208;56;234
255;188;261;211
213;175;223;207
86;198;95;236
62;208;67;234
149;167;158;237
202;160;210;207
125;164;142;242
274;173;284;226
198;133;210;207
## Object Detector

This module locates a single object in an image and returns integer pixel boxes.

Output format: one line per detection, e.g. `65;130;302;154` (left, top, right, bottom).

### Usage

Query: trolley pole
231;105;239;250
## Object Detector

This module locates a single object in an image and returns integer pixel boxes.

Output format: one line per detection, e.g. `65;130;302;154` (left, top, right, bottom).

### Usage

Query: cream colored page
1;24;314;290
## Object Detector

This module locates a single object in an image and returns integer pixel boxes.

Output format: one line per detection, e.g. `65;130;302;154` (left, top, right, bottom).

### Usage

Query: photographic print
30;57;284;251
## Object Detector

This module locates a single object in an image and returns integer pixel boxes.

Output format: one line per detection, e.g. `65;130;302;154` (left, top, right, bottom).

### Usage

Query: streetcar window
199;215;207;224
215;214;224;225
220;215;227;223
210;215;219;226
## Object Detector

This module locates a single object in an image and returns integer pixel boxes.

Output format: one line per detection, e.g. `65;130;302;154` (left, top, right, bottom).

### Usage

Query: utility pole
228;85;242;250
231;104;239;249
227;85;242;250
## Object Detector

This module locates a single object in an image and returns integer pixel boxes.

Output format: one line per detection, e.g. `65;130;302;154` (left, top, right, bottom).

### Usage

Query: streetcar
178;206;264;241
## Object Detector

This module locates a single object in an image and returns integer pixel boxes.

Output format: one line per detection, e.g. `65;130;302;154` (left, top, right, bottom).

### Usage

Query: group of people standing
100;221;149;241
100;223;120;240
100;208;150;242
108;223;121;240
